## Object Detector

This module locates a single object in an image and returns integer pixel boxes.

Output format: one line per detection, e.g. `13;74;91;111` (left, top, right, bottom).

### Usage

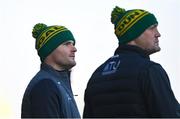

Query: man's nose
156;30;161;37
72;45;77;52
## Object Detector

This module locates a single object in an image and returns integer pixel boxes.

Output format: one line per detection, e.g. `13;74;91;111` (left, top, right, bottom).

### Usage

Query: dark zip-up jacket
83;45;180;118
21;63;80;118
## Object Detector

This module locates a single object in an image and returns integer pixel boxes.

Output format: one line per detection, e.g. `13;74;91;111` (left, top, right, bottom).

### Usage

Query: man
21;23;80;118
83;6;180;118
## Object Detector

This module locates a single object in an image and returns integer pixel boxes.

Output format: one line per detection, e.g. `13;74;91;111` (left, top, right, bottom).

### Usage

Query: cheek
54;48;68;56
147;38;155;45
142;40;152;49
51;50;64;60
139;39;152;49
52;47;71;60
142;34;153;45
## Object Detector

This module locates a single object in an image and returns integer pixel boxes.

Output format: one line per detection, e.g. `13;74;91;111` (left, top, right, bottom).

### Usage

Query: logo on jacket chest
102;55;121;75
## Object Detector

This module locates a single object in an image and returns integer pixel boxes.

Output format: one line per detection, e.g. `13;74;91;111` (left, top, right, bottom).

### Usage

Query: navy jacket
21;63;80;118
83;45;180;118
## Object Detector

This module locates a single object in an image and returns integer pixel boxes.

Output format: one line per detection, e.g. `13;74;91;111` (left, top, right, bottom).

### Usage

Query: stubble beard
146;46;161;55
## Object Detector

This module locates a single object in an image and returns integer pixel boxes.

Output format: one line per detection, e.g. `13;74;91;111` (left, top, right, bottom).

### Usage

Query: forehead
62;40;75;44
148;23;158;29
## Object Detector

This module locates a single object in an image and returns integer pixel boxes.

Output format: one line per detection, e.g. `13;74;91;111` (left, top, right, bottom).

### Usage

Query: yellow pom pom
111;6;126;24
32;23;48;39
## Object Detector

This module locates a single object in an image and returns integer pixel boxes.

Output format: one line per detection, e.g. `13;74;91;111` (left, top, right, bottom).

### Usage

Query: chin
65;63;76;70
156;46;161;52
72;62;76;67
70;61;76;67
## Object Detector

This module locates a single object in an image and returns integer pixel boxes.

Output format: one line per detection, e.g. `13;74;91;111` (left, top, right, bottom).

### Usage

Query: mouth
70;55;75;59
155;39;159;44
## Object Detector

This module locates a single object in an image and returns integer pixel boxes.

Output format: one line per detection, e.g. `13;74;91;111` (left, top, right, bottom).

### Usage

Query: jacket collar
40;63;72;88
114;45;150;59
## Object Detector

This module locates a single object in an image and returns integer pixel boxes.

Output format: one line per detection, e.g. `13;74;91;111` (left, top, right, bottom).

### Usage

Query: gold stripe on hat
115;10;149;37
37;26;68;50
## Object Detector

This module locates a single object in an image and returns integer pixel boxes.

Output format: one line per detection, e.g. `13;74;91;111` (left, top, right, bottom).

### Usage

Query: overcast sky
0;0;180;118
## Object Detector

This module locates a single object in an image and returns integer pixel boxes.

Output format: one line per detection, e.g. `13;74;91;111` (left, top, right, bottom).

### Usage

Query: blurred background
0;0;180;118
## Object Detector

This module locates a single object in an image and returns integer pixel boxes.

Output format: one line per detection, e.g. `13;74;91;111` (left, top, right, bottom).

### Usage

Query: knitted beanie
32;23;75;62
111;6;158;44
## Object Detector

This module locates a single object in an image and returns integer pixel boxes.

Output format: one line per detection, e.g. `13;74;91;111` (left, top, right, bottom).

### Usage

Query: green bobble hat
32;23;75;62
111;6;158;44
